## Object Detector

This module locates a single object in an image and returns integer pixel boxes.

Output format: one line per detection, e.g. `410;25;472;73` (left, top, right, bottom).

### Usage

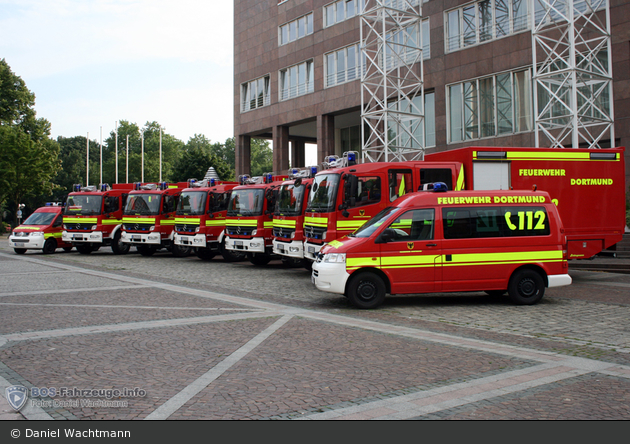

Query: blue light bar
210;178;216;186
432;182;448;192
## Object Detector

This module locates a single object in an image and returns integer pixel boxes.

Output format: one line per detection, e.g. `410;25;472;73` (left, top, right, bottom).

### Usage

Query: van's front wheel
346;271;386;309
508;269;545;305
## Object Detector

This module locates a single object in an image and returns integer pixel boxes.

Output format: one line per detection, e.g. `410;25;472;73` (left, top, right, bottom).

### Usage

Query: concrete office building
233;0;630;185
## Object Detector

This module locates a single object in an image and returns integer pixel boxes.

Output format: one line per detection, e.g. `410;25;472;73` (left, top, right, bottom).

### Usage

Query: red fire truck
120;182;188;256
62;183;134;254
272;168;317;267
303;147;626;262
173;178;245;261
9;203;72;254
224;174;287;265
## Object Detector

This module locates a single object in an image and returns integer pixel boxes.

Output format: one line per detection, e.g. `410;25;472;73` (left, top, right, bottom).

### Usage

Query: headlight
149;225;155;231
63;224;68;229
195;226;200;233
90;225;97;230
290;231;296;239
322;232;327;240
324;253;346;263
30;231;44;236
251;229;257;236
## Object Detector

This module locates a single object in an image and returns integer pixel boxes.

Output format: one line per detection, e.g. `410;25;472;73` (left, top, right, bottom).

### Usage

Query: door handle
426;243;437;247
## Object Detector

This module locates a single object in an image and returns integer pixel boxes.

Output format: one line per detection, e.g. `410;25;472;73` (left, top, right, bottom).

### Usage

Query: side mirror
376;228;396;244
294;178;302;187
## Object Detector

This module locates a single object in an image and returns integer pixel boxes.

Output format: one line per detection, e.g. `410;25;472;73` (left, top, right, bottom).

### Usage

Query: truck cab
120;182;188;256
173;178;245;261
9;203;71;254
62;183;133;254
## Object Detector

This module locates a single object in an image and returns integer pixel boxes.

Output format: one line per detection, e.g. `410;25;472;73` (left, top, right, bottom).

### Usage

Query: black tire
76;244;93;255
42;238;57;254
172;244;191;257
346;271;387;309
111;231;130;255
508;269;545;305
196;248;216;260
138;245;157;257
63;247;73;252
14;248;26;255
92;245;100;252
484;290;507;297
221;242;246;262
247;252;272;266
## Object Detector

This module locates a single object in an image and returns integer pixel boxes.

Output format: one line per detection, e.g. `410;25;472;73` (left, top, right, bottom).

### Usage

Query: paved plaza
0;239;629;420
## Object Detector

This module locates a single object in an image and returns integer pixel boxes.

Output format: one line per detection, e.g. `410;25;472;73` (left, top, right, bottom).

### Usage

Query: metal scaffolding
360;0;425;162
533;0;614;148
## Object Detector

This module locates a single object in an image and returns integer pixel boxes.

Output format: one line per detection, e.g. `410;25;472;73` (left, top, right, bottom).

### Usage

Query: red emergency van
312;185;571;309
9;203;72;254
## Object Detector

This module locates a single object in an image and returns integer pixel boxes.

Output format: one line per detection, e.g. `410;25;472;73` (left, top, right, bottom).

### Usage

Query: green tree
214;137;272;178
0;59;60;225
172;134;233;182
50;135;101;201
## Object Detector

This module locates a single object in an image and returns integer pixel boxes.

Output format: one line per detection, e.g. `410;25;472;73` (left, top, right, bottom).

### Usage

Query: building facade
234;0;630;186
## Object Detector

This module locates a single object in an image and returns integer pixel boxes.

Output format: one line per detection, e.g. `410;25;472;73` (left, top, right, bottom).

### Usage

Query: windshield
65;195;103;216
306;174;340;212
123;194;161;215
227;189;265;216
23;212;56;225
176;191;207;216
276;183;306;216
350;206;401;238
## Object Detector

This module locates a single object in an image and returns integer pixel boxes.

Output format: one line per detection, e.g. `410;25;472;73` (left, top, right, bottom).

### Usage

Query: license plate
308;246;315;253
234;241;243;246
73;235;82;240
277;244;284;251
132;235;141;240
15;242;24;247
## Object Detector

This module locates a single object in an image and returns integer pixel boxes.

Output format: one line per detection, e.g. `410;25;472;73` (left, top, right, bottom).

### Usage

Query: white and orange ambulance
311;185;572;309
9;203;72;254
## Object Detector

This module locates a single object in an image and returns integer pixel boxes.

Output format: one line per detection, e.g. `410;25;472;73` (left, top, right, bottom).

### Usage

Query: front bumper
121;231;162;245
63;231;103;243
174;233;206;248
224;236;265;253
9;234;45;249
303;241;324;261
311;260;350;295
273;239;304;259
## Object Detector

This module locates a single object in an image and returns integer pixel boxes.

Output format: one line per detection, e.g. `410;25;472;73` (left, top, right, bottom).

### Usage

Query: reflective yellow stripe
263;221;273;228
347;257;380;268
63;217;98;223
123;217;155;223
455;166;465;191
160;219;176;225
444;250;563;265
473;150;619;162
101;219;122;225
226;219;257;226
205;220;227;227
337;220;367;230
273;219;296;228
175;218;200;224
15;226;42;230
44;232;63;239
304;216;328;227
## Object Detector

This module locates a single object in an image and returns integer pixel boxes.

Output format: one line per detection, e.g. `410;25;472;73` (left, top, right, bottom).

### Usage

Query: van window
387;209;435;242
442;206;550;239
348;176;381;208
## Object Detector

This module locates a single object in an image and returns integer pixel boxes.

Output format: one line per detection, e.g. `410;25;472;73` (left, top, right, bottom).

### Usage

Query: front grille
304;225;326;240
225;226;254;236
11;238;29;243
273;227;295;239
65;223;93;231
175;224;198;233
123;223;153;232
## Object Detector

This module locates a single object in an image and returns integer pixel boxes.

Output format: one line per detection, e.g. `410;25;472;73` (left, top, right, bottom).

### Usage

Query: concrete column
317;114;335;165
291;140;306;168
235;135;251;177
273;125;290;174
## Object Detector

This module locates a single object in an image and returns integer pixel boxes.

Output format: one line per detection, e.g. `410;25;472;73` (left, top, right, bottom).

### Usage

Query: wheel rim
357;280;377;302
518;277;537;298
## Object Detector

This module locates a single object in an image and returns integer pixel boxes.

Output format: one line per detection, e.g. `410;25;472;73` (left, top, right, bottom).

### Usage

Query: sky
0;0;234;145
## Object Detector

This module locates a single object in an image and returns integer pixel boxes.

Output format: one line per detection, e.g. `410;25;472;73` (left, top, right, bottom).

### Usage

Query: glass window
496;73;513;135
326;4;335;26
479;77;495;138
449;84;464;143
388;170;413;201
447;10;460;52
241;75;270;112
348;176;382;208
386;209;435;242
462;5;477;47
478;0;493;42
279;13;313;46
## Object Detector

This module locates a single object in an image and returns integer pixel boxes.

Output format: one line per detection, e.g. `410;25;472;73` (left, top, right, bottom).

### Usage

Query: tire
196;248;216;260
346;271;387;309
302;259;313;272
138;245;157;257
14;248;26;255
42;238;57;254
221;242;246;262
92;245;100;252
63;247;73;252
76;244;93;255
111;231;130;255
172;244;191;257
508;269;545;305
247;252;272;266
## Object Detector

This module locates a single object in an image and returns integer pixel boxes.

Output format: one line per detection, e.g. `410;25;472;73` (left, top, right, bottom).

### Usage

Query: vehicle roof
315;161;423;176
394;189;553;207
34;206;63;213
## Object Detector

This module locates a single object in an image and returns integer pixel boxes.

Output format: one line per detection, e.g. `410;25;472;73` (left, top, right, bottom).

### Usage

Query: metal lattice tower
360;0;424;162
533;0;614;148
